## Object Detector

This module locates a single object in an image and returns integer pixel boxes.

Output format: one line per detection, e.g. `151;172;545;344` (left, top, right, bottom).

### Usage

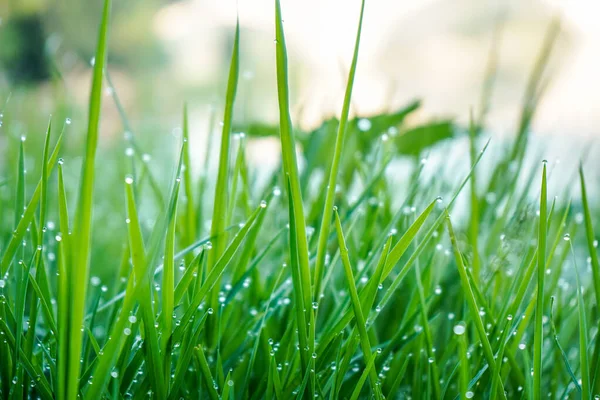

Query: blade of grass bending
334;210;381;399
445;210;506;399
274;0;312;313
66;0;111;398
206;17;240;346
382;139;490;277
313;0;366;298
1;131;63;275
533;162;547;400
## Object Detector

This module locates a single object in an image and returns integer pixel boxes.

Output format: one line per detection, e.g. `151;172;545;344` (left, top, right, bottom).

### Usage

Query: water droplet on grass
453;324;465;335
357;118;371;131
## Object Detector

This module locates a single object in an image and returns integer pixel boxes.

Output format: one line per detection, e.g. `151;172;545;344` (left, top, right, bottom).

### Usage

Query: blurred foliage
0;0;166;85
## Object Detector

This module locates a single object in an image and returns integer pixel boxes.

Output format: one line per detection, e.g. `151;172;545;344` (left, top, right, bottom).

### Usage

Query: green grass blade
334;210;381;399
445;210;506;399
182;103;197;249
194;344;220;400
349;350;378;400
56;162;70;399
66;0;111;398
1;131;63;275
533;162;547;400
313;0;366;298
568;238;591;399
124;178;166;399
161;159;182;353
579;166;600;394
274;0;312;314
206;17;240;346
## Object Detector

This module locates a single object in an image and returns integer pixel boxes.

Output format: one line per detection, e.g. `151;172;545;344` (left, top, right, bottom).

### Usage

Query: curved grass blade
334;210;381;399
274;0;312;313
313;0;366;298
206;16;240;346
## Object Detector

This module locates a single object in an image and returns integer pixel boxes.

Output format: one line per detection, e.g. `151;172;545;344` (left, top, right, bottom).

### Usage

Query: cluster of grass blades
1;0;599;399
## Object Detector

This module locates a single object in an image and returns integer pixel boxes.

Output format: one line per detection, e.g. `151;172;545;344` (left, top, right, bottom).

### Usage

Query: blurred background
0;0;599;172
1;0;598;277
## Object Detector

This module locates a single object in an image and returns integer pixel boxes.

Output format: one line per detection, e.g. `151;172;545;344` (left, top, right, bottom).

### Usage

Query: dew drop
357;118;372;132
125;176;134;185
453;324;466;336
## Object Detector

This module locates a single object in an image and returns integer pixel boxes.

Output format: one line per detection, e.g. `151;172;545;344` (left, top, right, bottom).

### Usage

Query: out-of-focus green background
1;0;599;278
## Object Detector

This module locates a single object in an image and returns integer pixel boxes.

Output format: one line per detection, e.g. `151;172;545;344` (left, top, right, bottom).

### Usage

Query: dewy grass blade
334;210;381;399
285;177;310;373
56;163;70;400
66;0;111;398
445;210;506;399
549;296;581;394
206;16;240;346
313;0;366;298
86;145;185;399
580;166;600;393
124;179;166;399
274;0;312;313
533;161;547;400
0;131;63;275
161;153;182;353
12;138;26;400
568;238;591;399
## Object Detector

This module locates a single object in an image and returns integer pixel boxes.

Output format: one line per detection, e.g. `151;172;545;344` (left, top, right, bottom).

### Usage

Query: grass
0;0;598;399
